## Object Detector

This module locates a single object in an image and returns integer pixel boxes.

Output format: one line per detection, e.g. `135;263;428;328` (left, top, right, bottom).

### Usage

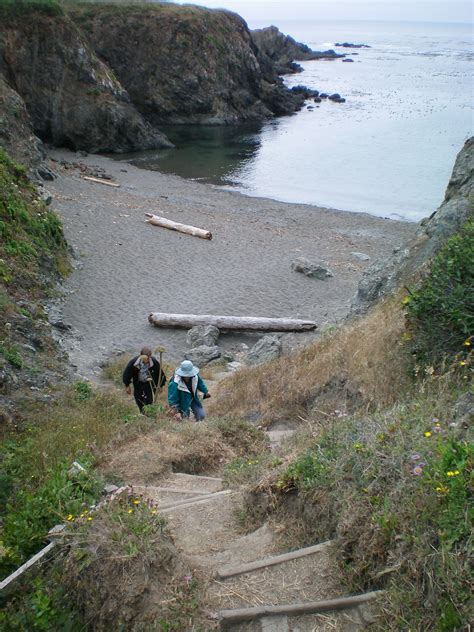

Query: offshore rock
352;137;474;313
70;4;307;124
0;8;171;153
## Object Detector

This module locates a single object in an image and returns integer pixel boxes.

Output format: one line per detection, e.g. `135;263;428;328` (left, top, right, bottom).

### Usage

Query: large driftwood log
145;213;212;240
148;313;317;332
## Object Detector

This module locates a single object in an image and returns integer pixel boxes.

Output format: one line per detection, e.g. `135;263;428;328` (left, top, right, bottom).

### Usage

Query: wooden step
161;472;224;494
217;541;332;579
218;591;383;628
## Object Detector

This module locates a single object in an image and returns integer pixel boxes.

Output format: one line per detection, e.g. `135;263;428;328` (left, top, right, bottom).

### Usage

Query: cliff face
352;137;474;313
70;4;304;125
0;9;171;153
0;75;43;168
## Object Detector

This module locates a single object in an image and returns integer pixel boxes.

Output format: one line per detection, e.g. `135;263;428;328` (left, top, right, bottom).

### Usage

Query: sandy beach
46;149;416;377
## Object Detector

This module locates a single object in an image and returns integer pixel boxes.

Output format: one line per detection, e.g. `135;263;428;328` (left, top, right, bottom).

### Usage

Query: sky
177;1;473;24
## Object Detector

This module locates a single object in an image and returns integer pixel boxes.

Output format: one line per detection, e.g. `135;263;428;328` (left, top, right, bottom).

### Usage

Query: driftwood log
145;213;212;240
83;176;119;187
148;313;317;332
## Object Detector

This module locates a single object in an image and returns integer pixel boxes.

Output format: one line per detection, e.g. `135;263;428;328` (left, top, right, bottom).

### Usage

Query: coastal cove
119;19;473;222
46;149;415;377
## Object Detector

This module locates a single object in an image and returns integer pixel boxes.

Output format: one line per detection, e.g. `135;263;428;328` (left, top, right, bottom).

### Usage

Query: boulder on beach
246;335;282;366
291;257;333;280
186;325;220;348
184;345;221;367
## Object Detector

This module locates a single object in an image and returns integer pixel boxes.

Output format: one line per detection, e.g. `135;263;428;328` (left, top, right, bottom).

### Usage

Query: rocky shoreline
0;2;346;172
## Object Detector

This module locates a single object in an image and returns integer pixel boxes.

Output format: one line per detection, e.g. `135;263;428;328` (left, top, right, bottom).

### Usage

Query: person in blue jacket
168;360;210;421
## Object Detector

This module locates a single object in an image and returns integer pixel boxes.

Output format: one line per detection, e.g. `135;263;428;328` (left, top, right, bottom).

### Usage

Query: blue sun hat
176;360;199;377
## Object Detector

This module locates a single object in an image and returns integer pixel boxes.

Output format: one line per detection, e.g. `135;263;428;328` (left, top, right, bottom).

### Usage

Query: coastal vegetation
0;4;472;626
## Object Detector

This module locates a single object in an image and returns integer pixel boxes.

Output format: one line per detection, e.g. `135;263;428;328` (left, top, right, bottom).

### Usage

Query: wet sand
47;149;416;377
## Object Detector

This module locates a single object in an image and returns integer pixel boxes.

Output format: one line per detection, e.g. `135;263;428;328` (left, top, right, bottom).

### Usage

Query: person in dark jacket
168;360;210;421
123;346;166;412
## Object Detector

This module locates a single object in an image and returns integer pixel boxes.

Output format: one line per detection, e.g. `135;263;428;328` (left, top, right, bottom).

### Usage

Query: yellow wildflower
402;296;411;305
447;470;460;477
424;431;431;437
87;516;93;522
464;340;471;346
133;499;140;505
67;514;74;521
128;509;134;514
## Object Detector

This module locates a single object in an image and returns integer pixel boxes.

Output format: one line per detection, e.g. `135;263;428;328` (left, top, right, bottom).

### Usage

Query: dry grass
209;292;413;424
99;416;268;484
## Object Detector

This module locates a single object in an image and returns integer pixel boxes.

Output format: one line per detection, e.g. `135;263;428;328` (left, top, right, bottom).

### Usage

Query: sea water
123;20;473;221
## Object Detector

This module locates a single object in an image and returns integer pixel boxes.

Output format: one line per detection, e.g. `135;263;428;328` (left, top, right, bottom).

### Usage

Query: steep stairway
134;471;380;630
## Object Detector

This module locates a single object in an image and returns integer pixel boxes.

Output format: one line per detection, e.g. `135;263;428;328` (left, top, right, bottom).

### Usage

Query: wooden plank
148;313;317;332
219;592;383;627
158;490;230;510
160;490;232;513
145;213;212;240
217;541;332;579
132;485;211;496
83;175;119;187
0;543;56;591
172;473;223;483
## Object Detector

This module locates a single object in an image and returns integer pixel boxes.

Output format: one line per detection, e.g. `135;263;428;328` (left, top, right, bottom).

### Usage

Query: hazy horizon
177;1;473;25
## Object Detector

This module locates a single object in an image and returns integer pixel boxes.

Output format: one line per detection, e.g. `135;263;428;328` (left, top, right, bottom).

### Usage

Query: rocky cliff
0;5;171;153
352;137;474;313
251;25;342;75
69;3;306;125
0;75;43;169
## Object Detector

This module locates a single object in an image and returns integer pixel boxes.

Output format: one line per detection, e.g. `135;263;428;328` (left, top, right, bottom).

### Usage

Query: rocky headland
252;25;343;74
0;2;341;167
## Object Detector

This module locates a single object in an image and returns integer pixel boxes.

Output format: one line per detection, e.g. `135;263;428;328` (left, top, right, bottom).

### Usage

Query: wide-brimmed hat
176;360;199;377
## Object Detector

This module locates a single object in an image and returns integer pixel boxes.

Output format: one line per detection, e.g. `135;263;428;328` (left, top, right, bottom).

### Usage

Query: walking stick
153;346;165;404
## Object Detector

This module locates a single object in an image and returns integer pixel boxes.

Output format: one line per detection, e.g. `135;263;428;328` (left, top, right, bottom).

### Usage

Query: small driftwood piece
217;541;332;579
219;591;383;627
145;213;212;240
148;313;317;332
83;175;119;187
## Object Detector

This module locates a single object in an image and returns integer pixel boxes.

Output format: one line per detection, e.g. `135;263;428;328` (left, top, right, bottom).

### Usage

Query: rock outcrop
0;7;171;153
252;25;342;75
69;4;307;125
352;137;474;313
0;76;43;168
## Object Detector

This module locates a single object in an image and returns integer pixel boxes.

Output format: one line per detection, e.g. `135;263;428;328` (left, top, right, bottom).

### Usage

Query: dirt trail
126;430;379;631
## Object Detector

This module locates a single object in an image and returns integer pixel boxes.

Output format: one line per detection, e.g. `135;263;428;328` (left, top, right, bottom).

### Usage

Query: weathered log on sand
83;176;119;187
145;213;212;240
148;313;317;332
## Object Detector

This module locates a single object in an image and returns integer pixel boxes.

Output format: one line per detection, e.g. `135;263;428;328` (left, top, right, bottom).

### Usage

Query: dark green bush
405;219;474;365
0;0;63;17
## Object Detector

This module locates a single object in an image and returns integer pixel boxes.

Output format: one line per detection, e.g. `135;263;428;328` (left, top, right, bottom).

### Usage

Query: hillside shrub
273;375;472;630
0;149;68;293
0;0;63;17
405;219;474;365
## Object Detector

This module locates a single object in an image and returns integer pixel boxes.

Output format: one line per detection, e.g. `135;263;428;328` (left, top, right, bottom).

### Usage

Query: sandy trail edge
46;149;416;378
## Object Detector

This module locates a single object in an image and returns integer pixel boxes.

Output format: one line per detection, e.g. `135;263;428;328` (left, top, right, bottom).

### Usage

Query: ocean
122;19;473;222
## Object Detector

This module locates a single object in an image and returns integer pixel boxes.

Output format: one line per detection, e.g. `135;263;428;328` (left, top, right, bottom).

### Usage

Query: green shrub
0;0;64;17
405;219;474;365
0;460;102;575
